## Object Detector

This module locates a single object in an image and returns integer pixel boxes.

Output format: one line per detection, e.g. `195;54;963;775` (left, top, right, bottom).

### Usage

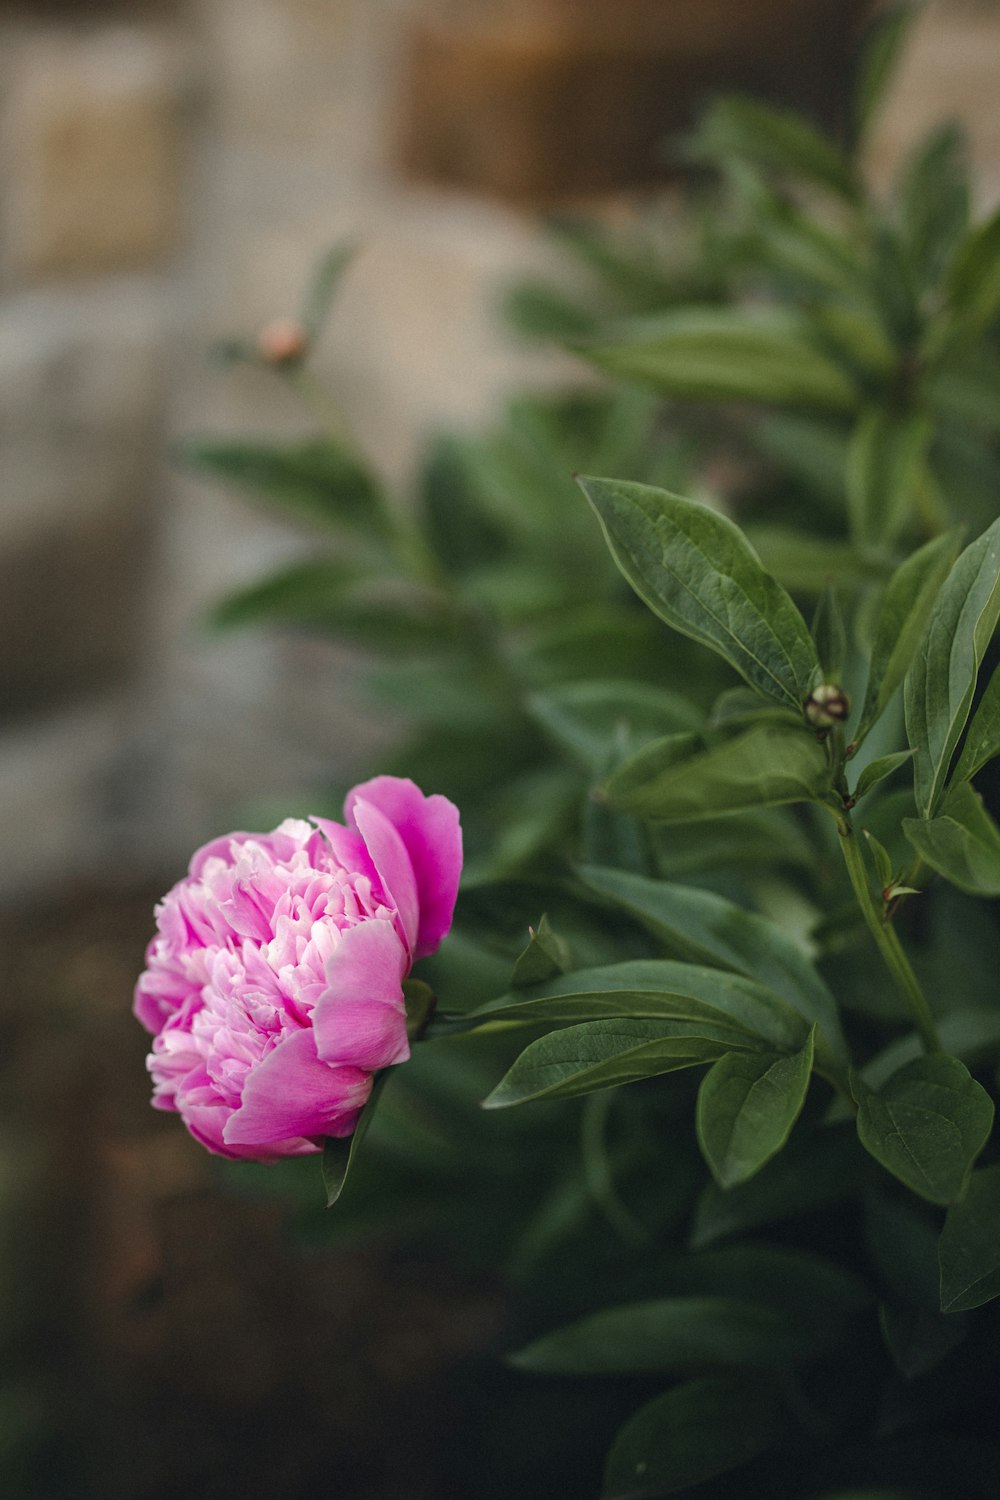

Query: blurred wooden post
398;0;874;201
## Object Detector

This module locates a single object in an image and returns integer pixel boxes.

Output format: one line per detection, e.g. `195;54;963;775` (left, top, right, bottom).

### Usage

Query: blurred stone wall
1;0;998;904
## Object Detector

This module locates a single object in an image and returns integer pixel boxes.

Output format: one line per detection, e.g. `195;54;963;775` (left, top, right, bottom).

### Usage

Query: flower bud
257;318;309;365
805;683;850;728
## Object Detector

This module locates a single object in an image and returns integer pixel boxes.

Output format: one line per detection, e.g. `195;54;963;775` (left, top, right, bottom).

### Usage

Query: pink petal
349;797;420;953
222;1030;371;1149
345;777;462;960
313;919;409;1070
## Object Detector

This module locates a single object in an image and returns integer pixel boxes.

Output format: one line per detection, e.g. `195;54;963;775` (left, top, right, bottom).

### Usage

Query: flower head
134;776;462;1161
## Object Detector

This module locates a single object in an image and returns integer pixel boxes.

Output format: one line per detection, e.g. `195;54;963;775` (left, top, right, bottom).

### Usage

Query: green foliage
195;19;1000;1493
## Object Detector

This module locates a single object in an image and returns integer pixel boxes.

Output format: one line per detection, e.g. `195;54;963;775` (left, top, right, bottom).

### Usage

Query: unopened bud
257;318;309;365
805;683;850;728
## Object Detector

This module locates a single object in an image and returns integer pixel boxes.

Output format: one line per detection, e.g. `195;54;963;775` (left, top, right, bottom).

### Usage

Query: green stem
837;815;941;1053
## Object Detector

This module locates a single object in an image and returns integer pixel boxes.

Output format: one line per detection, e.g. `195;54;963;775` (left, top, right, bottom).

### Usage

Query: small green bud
805;683;850;728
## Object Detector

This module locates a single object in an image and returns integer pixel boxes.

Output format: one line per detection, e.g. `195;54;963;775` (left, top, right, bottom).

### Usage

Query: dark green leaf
603;724;831;822
897;123;970;287
481;1019;743;1108
512;1296;799;1376
946;203;1000;338
953;660;1000;783
471;959;811;1051
879;1301;969;1379
853;1054;994;1205
402;977;436;1041
527;680;702;774
602;1375;783;1499
574;865;846;1064
321;1074;388;1208
853;750;914;803
299;239;358;340
846;408;930;550
812;585;848;681
510;914;573;987
693;95;859;201
584;307;858;412
207;559;364;631
709;687;802;732
696;1031;815;1188
855;530;961;745
181;439;385;534
579;476;820;709
939;1163;1000;1312
742;525;874;595
904;516;1000;816
854;4;921;140
691;1126;858;1246
903;782;1000;895
863;829;895;891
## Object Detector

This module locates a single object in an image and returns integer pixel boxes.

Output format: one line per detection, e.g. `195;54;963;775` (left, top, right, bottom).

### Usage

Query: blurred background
2;1;999;1495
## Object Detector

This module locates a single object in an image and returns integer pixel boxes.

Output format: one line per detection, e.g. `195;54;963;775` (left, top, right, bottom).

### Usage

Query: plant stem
836;815;942;1053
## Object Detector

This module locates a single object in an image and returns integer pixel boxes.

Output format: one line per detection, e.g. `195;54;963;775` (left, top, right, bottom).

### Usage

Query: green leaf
402;977;436;1041
811;585;848;681
579;476;820;710
742;525;874;595
691;1126;858;1247
904;516;1000;816
512;1297;800;1376
854;3;921;140
181;439;385;534
855;530;961;745
575;865;846;1064
601;1375;782;1499
527;680;702;775
846;409;931;550
853;750;914;803
903;781;1000;895
299;239;358;340
603;724;831;823
953;660;1000;783
863;829;894;892
853;1054;994;1205
207;559;365;631
897;122;970;288
321;1074;388;1208
693;94;859;201
939;1163;1000;1312
879;1302;969;1379
481;1019;744;1108
696;1031;815;1188
946;203;1000;338
510;915;573;988
584;307;859;412
471;959;811;1052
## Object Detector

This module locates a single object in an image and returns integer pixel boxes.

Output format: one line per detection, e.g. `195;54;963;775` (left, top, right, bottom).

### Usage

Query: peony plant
141;10;1000;1497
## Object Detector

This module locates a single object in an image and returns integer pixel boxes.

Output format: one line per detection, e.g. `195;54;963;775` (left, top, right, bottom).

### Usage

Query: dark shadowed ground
0;889;507;1500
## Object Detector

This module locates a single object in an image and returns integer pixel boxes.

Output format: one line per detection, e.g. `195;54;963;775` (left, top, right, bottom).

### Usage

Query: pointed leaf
903;781;1000;895
527;679;702;775
299;239;358;340
846;408;930;549
854;3;921;140
863;829;894;891
321;1074;388;1208
512;1297;798;1377
575;864;846;1064
603;724;831;822
470;959;811;1052
905;516;1000;816
853;750;914;803
584;307;858;412
946;202;1000;338
691;1126;858;1247
855;530;960;744
579;476;820;709
953;659;1000;783
853;1054;994;1205
939;1163;1000;1312
697;1031;816;1189
602;1375;783;1499
181;439;385;534
510;914;573;988
693;94;859;200
482;1019;745;1108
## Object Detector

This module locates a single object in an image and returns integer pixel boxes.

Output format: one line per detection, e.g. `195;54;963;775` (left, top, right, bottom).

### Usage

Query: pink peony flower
134;776;462;1162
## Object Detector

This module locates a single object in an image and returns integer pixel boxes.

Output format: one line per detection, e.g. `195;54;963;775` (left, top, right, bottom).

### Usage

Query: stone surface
0;25;186;281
